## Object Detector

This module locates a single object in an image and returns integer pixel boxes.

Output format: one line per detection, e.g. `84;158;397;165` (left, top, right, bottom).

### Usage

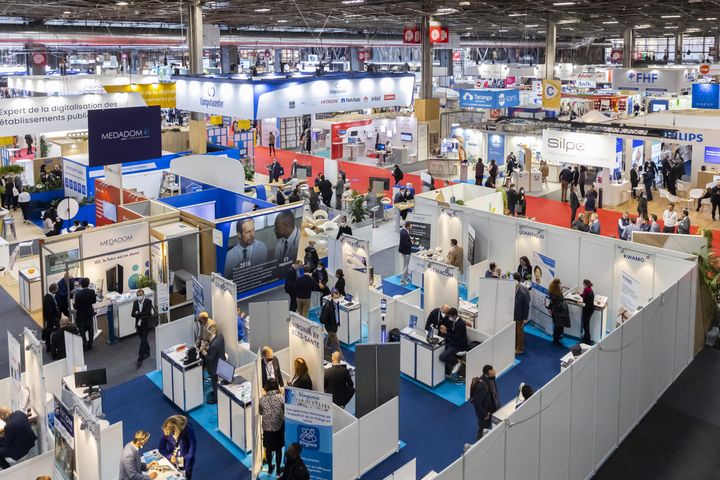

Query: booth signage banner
88;105;162;167
691;83;720;109
104;83;176;108
62;158;88;200
619;270;641;313
429;25;449;44
7;332;22;412
192;276;205;317
406;213;432;250
402;26;421;44
284;387;333;480
156;282;170;314
541;129;616;169
175;78;254;118
488;134;505;164
0;92;146;136
341;236;369;274
529;252;555;330
458;89;520;109
53;396;75;480
611;68;697;93
81;222;150;293
427;259;458;280
541;79;562;110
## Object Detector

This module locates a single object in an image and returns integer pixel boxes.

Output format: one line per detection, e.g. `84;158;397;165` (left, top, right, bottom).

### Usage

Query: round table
689;188;706;200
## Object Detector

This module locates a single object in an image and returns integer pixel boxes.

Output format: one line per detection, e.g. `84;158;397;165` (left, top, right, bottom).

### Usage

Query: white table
142;449;186;479
564;291;609;342
161;345;203;412
492;394;523;425
217;381;252;452
107;288;154;339
594;180;630;206
322;295;362;345
689;188;706;200
62;374;103;414
18;267;41;313
409;250;448;288
560;343;592;371
400;328;446;387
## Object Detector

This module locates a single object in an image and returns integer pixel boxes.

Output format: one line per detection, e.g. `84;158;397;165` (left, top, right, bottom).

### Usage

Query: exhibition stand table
107;288;154;339
142;449;186;480
564;290;608;342
492;394;523;425
161;345;203;412
18;267;41;313
393;201;413;231
408;249;448;288
322;294;362;345
399;327;446;387
62;374;103;414
217;380;252;452
594;181;630;206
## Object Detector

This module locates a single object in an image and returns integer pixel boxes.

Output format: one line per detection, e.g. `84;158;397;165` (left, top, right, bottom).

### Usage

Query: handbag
12;187;19;196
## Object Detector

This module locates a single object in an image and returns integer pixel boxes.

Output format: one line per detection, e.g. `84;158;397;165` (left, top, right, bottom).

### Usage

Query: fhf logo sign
628;71;659;84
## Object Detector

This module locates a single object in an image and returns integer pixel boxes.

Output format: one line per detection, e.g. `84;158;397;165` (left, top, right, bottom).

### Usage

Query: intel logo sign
101;129;150;141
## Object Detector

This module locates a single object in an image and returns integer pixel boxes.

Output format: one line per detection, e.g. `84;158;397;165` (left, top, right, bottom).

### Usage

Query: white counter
161;345;203;412
142;448;186;480
492;394;523;425
107;288;155;339
217;381;252;452
530;290;608;342
18;267;41;313
400;328;446;387
409;250;449;287
594;180;630;206
322;295;362;345
62;374;102;414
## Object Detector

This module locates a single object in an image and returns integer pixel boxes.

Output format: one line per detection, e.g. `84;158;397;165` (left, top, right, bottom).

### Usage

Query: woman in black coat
580;279;595;344
334;270;346;296
545;278;570;345
290;358;313;390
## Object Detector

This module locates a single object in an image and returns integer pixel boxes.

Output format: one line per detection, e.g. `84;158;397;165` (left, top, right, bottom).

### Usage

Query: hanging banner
402;26;421;44
88;105;162;167
529;251;556;333
0;92;146;137
104;83;176;108
53;396;75;480
541;79;562;110
156;282;170;314
288;313;324;390
284;387;333;480
429;25;449;44
458;89;520;109
7;332;22;412
542;129;617;170
619;270;641;314
691;83;720;109
488;133;505;164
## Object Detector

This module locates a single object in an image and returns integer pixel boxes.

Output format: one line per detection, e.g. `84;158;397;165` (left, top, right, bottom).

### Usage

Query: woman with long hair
290;357;312;390
545;278;570;345
580;279;595;344
158;415;197;479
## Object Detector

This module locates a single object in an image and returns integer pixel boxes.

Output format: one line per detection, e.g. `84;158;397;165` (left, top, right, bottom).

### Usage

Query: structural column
420;15;433;99
674;32;684;65
623;27;634;68
544;21;556;79
187;0;207;154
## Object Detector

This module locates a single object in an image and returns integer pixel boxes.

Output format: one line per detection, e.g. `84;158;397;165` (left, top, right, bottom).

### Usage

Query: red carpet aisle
524;195;720;254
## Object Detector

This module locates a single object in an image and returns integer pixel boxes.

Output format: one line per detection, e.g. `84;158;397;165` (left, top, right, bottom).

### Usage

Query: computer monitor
375;143;386;151
217;358;235;384
74;368;107;394
400;132;413;142
350;131;358;137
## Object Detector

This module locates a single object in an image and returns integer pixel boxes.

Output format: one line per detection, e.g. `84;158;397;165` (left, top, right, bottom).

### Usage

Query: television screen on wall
705;146;720;164
400;133;413;142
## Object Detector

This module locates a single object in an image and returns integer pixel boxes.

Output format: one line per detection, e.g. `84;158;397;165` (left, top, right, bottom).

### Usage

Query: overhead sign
429;25;449;43
0;92;146;137
542;79;562;110
88;105;161;167
104;83;176;108
541;129;616;169
611;67;697;93
692;83;720;109
402;26;421;44
458;89;520;109
175;78;254;118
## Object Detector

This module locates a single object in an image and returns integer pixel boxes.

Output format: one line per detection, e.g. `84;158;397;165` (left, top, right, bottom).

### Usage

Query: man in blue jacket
0;408;36;468
398;222;413;285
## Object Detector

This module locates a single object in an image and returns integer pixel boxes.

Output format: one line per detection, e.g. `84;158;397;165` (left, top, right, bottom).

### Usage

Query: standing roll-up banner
516;225;547;262
211;273;239;366
24;328;49;452
340;235;370;323
614;246;655;324
288;313;324;392
251;350;264;480
192;276;205;317
7;332;22;412
422;260;459;319
53;396;75;480
619;270;642;320
284;387;333;480
529;251;556;334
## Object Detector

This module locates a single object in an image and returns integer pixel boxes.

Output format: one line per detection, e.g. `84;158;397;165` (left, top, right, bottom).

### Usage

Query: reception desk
322;295;362;345
217;381;252;452
594;181;630;206
400;328;446;387
18;267;42;313
161;345;203;412
107;288;154;339
564;290;608;342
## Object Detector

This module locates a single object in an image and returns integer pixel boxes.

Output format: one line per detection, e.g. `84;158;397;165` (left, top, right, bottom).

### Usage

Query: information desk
400;328;446;387
322;295;362;345
492;394;523;425
323;360;356;415
107;288;154;339
62;374;103;414
593;180;630;206
217;380;252;452
18;267;42;313
142;449;185;480
564;290;608;342
161;345;203;412
408;249;448;288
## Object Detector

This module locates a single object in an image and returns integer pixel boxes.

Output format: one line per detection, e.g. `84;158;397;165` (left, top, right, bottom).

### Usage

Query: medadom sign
0;92;146;137
541;129;616;170
88;105;161;167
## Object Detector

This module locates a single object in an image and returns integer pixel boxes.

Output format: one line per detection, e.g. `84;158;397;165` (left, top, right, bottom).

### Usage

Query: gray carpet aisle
0;287;46;376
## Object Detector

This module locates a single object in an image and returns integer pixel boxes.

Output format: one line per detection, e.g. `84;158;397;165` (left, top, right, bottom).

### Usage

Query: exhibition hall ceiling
1;0;719;39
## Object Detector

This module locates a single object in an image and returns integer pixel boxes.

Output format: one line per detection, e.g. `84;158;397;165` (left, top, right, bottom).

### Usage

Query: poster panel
80;221;150;293
541;129;616;170
284;387;333;480
221;206;303;296
619;270;641;314
406;212;432;250
88;105;162;167
289;314;324;390
192;276;205;317
43;238;81;288
341;236;369;274
7;332;22;412
529;251;556;333
94;180;122;226
53;396;75;480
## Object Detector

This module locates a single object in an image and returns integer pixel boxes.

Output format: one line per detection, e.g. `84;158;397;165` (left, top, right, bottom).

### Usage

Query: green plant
0;165;23;176
243;159;255;181
135;274;157;291
348;193;367;224
39;136;49;158
455;199;465;206
499;187;508;213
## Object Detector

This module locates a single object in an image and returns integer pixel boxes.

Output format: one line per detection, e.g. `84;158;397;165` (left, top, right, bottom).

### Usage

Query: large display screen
705;146;720;164
88;105;161;167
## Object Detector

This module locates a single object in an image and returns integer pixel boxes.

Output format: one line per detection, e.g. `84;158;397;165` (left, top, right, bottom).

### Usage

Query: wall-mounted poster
406;212;432;250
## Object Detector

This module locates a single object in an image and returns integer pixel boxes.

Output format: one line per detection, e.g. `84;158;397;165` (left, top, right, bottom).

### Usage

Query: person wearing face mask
469;365;500;440
438;307;468;378
424;304;450;332
334;269;346;297
132;289;156;369
516;256;532;282
513;273;531;354
336;216;352;240
312;263;330;296
320;289;343;361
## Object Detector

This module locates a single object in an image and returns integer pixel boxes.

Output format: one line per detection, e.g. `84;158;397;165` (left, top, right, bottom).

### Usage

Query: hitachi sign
546;137;585;152
101;129;150;141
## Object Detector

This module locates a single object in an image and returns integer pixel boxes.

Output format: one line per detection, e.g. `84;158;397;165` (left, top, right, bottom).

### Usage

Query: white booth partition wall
394;296;424;333
423;261;459;319
473;278;514;335
288;313;324;392
332;405;359;480
340;235;371;322
0;451;53;479
437;208;464;255
358;396;400;475
249;300;290;354
154;315;195;370
464;322;515;400
211;273;243;366
367;300;398;344
23;328;50;452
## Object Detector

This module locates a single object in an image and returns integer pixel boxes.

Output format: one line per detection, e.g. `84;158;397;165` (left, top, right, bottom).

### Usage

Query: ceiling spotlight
277;19;288;23
63;10;71;14
602;21;619;24
116;1;129;5
553;1;575;5
661;15;681;18
525;24;539;28
635;24;651;29
254;8;270;12
498;29;508;32
508;13;527;17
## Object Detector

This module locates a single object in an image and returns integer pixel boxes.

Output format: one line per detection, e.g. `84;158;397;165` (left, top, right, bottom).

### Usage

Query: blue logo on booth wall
298;426;320;450
628;71;659;84
692;83;720;109
662;131;704;143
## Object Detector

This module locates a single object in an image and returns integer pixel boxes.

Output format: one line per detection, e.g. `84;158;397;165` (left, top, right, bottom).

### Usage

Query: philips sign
662;131;704;143
88;105;161;167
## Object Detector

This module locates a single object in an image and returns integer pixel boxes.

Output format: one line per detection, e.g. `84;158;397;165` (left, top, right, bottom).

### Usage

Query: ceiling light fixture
635;24;651;29
459;1;470;5
602;21;619;24
553;1;575;5
116;1;128;5
277;19;288;23
63;10;71;14
498;29;508;32
706;17;718;20
508;13;527;17
525;24;539;28
664;25;678;29
436;7;458;15
340;0;364;3
661;15;681;18
254;8;270;12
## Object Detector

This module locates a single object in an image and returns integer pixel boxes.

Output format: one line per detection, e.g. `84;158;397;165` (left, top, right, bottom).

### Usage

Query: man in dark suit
398;222;413;285
284;261;302;312
204;325;225;404
73;278;96;351
438;307;469;377
260;346;284;391
43;283;61;351
324;351;355;408
132;289;155;369
269;159;284;182
424;304;450;332
569;184;580;227
50;317;80;361
0;408;37;469
318;175;333;207
320;289;343;361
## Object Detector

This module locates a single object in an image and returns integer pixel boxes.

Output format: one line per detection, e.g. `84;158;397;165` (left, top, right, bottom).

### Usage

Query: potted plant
135;274;157;291
243;159;255;181
697;228;720;333
39;136;49;158
348;192;368;224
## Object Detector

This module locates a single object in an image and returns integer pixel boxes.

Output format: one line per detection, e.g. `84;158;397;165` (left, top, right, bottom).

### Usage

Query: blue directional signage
458;88;520;109
692;83;720;109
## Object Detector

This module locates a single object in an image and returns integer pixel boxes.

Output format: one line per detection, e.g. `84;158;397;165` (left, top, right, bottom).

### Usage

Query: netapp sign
88;106;161;167
541;129;616;170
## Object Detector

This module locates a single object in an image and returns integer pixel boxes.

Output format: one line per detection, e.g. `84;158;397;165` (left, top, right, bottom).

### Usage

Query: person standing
336;216;352;240
392;165;404;185
571;166;580;188
559;165;572;202
636;190;648;220
589;213;601;234
334;269;346;296
486;160;498;188
203;324;225;404
584;185;597;213
158;416;197;479
469;365;500;440
17;188;30;224
630;164;639;199
290;358;313;390
504;155;515;187
50;317;79;360
649;213;661;232
643;166;654;201
580;279;595;344
506;184;518;216
294;266;316;318
73;278;97;351
324;351;355;408
320;289;343;360
24;134;33;156
260;347;284;391
677;209;691;234
319;175;333;207
259;379;285;476
284;261;302;312
578;166;587;197
474;159;484;186
268;131;276;156
281;443;310;480
399;222;413;285
119;431;157;480
546;278;570;345
513;273;531;354
517;187;527;217
446;239;464;274
711;181;720;221
334;177;345;210
42;283;61;351
303;241;319;270
663;203;678;233
540;159;549;189
132;289;155;369
569;184;580;226
269;158;283;183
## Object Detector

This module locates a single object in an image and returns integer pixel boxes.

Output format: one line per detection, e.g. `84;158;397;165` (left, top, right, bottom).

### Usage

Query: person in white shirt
663;203;678;233
17;188;31;224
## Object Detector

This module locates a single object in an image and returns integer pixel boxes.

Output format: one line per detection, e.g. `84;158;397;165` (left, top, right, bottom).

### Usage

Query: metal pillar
544;21;556;79
421;15;433;99
623;27;633;68
187;0;203;75
675;33;684;65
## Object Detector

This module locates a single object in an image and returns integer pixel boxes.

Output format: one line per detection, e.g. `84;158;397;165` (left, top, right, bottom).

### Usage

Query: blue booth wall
160;188;273;222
